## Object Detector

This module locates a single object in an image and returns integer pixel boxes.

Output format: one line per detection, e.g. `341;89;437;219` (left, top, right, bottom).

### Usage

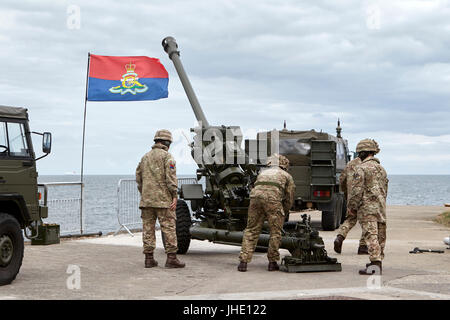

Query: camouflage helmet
154;129;173;142
267;154;290;170
356;139;380;154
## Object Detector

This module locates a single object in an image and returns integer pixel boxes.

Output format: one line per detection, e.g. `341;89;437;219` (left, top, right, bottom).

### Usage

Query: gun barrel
162;36;210;128
190;225;302;251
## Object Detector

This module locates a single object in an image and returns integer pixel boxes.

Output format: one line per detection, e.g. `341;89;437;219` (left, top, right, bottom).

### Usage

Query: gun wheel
162;200;192;254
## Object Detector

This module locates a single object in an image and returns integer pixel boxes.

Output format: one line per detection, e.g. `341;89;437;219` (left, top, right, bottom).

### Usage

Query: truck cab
0;105;51;285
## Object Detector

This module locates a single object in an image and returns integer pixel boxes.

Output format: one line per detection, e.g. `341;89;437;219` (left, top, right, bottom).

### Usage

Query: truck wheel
162;200;192;254
0;213;24;286
321;193;343;231
341;198;347;224
334;194;344;229
321;210;336;231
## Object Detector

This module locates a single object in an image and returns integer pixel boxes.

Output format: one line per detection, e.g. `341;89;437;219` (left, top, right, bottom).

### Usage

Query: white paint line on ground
154;286;450;300
383;286;450;299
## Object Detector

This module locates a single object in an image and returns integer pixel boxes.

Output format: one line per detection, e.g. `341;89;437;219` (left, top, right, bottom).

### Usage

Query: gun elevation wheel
0;213;24;286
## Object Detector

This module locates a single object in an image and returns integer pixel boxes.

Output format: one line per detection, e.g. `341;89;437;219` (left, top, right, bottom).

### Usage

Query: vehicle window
279;139;311;155
336;141;346;160
0;122;7;155
7;122;30;157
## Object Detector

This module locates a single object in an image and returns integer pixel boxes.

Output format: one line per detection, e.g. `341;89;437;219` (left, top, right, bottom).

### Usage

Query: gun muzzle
162;37;180;60
161;36;210;127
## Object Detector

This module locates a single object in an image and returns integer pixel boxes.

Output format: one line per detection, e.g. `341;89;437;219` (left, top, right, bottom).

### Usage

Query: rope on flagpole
80;52;91;235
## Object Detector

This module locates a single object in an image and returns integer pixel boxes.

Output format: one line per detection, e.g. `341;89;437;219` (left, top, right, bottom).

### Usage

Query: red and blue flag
87;54;168;101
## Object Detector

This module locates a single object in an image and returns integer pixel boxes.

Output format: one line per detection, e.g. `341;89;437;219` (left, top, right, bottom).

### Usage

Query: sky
1;0;449;175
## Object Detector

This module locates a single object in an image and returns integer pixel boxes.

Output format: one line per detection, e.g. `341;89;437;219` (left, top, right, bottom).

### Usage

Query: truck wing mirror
43;132;52;154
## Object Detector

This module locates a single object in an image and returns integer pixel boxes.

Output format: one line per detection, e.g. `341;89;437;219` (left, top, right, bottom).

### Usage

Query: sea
37;175;450;235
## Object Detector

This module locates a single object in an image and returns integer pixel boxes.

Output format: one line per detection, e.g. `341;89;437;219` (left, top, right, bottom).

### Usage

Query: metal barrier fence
38;182;84;235
115;177;198;236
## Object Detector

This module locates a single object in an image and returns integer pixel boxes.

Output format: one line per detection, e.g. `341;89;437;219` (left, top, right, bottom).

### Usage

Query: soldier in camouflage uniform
334;157;368;255
136;129;185;269
238;154;295;272
347;139;388;275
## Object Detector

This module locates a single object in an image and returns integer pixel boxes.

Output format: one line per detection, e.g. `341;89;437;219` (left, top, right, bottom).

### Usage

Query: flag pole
80;52;91;235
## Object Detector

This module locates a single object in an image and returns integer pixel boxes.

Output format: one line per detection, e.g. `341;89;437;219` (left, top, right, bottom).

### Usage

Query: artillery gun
161;36;341;272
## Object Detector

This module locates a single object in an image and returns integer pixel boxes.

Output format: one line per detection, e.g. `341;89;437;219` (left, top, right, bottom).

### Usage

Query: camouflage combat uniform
239;166;295;263
136;142;178;254
337;157;366;246
348;156;388;262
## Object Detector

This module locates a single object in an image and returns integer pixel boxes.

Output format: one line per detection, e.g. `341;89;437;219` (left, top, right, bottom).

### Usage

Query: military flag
80;53;169;214
87;54;169;101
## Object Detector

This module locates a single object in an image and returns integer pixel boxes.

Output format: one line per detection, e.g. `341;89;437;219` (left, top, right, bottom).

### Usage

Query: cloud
345;131;450;174
1;0;449;174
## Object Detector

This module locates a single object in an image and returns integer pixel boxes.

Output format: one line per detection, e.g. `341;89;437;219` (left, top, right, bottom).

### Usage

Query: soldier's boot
268;262;279;271
357;245;369;255
237;261;247;272
334;235;345;254
366;260;383;268
359;261;382;275
144;253;158;268
165;253;185;268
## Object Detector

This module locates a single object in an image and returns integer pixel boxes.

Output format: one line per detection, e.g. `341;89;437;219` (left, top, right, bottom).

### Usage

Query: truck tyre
321;210;336;231
162;200;192;254
341;198;347;224
334;193;344;229
0;213;24;286
321;193;343;231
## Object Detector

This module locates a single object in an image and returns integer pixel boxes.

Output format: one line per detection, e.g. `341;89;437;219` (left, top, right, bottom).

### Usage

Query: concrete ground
1;205;449;300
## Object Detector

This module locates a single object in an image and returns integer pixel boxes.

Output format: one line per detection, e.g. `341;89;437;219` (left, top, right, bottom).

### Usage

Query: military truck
258;121;351;231
0;105;52;285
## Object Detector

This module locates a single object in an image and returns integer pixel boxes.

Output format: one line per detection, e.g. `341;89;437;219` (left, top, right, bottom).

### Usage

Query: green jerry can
31;223;60;245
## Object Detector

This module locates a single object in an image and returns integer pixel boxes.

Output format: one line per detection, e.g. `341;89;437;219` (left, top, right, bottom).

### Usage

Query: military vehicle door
0;119;38;218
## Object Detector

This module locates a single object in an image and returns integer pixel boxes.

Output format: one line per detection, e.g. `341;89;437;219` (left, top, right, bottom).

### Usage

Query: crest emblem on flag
109;62;148;95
